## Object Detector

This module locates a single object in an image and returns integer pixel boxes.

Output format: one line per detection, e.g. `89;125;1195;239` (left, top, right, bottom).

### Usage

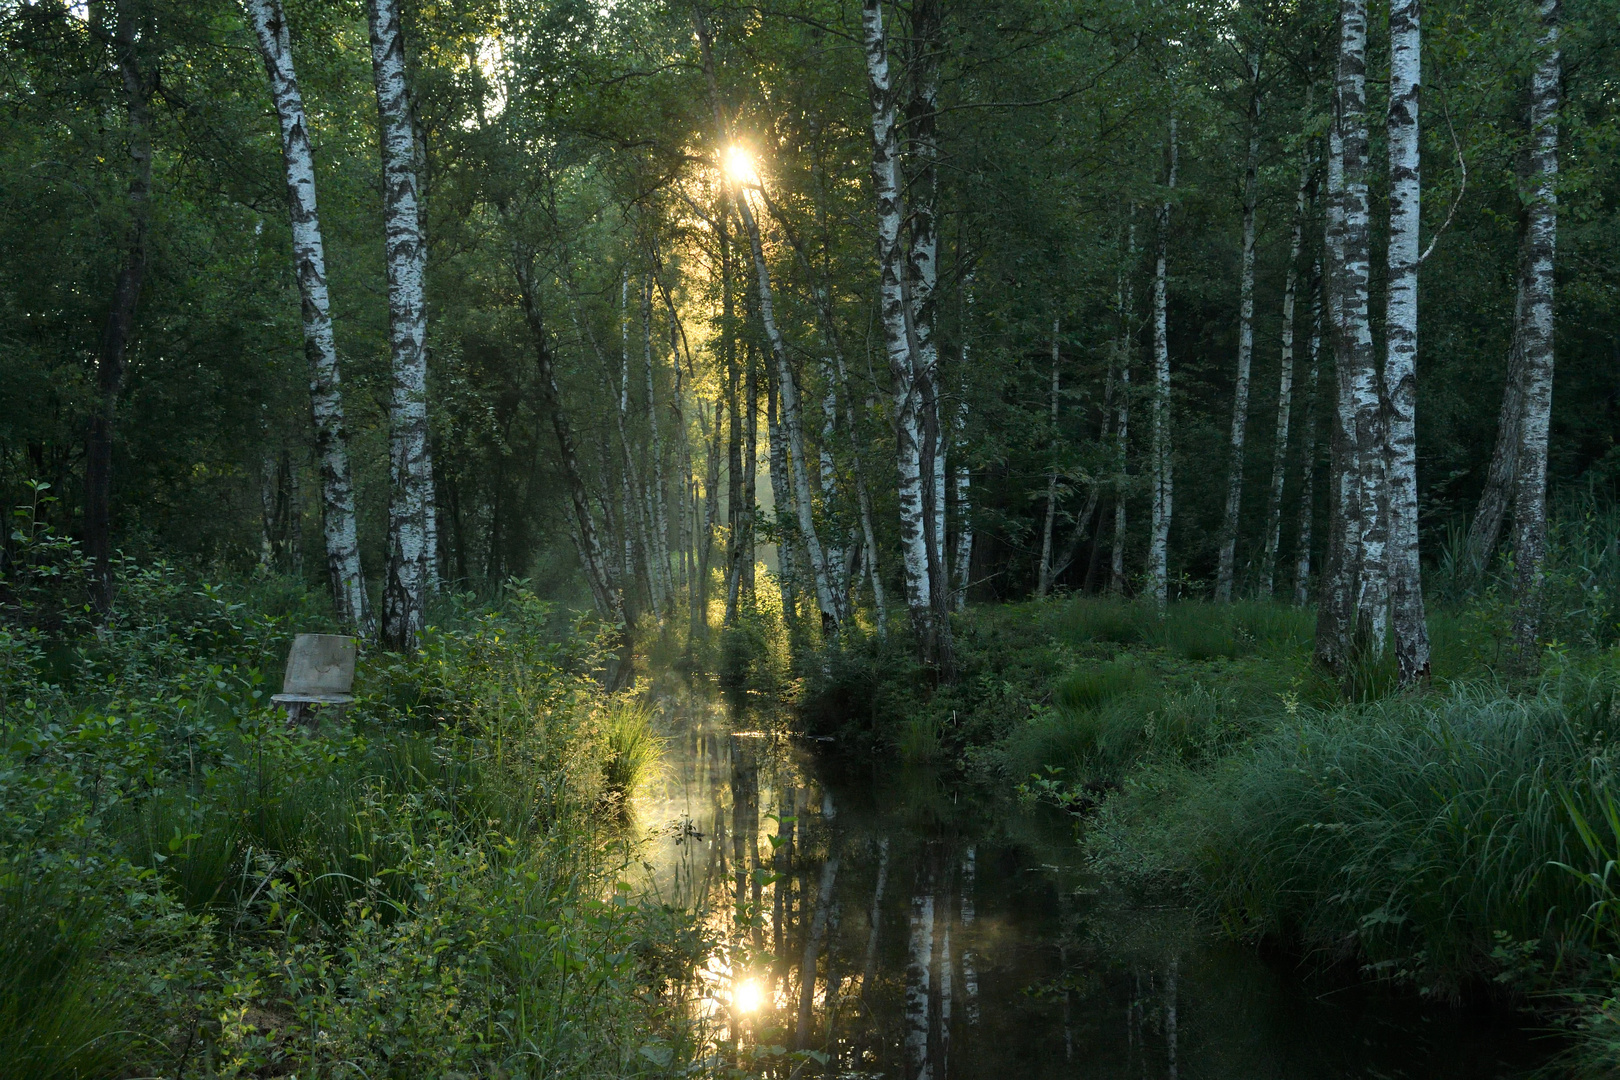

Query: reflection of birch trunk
1165;956;1179;1080
862;837;890;995
938;915;953;1077
797;853;840;1049
774;785;796;973
959;846;979;1025
904;886;935;1080
729;734;760;928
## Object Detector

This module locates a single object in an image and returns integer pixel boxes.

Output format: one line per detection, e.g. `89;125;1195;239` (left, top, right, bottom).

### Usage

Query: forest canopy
1;0;1615;670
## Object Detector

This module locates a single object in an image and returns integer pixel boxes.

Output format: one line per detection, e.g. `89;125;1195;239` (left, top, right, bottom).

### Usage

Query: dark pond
637;677;1550;1078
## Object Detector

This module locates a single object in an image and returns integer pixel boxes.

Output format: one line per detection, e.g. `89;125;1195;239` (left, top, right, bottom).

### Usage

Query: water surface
637;676;1548;1078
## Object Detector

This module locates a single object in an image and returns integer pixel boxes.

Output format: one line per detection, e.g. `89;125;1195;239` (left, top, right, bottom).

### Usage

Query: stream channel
636;675;1550;1078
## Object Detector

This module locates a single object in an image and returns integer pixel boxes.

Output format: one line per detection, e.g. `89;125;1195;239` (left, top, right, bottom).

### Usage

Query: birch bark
1512;0;1561;654
1037;319;1062;598
1385;0;1429;681
863;0;936;656
1216;59;1262;602
819;364;849;603
1338;0;1388;653
1149;117;1178;612
952;279;975;610
1261;156;1313;596
367;0;432;650
766;368;801;626
245;0;367;628
1317;0;1374;669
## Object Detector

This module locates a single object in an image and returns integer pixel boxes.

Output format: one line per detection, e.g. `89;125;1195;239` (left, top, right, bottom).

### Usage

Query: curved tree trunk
245;0;367;629
367;0;433;651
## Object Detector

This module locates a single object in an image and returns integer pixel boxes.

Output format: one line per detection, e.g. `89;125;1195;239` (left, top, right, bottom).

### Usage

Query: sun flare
722;144;758;186
733;978;765;1014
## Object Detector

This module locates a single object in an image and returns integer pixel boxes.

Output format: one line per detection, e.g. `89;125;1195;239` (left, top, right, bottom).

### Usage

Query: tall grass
1161;676;1620;992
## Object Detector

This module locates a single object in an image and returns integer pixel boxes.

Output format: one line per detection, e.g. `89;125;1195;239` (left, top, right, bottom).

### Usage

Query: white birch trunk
1215;62;1262;602
1037;318;1062;598
367;0;431;650
736;194;842;629
1261;156;1313;596
244;0;368;629
1385;0;1429;681
959;846;980;1026
951;393;972;611
1294;273;1324;605
1149;117;1178;612
621;274;665;612
1512;0;1561;653
863;0;934;652
904;887;934;1080
1336;0;1388;653
1317;0;1371;668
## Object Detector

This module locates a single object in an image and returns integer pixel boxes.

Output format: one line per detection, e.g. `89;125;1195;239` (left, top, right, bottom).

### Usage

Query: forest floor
799;593;1620;1075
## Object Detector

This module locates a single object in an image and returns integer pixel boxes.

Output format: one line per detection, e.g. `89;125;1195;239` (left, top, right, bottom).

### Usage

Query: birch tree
1511;0;1562;654
1316;0;1377;669
863;0;940;658
1260;154;1314;597
1384;0;1429;681
735;190;842;629
1215;56;1262;603
1149;116;1178;612
367;0;434;650
244;0;367;628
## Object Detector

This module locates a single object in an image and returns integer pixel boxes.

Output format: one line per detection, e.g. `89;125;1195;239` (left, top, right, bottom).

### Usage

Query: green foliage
1097;677;1620;997
0;544;705;1078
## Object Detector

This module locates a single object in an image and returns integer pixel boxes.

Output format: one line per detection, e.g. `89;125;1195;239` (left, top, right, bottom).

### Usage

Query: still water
636;676;1549;1079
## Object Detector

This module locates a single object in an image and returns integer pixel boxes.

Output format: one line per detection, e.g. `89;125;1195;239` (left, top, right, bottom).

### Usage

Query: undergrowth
0;505;714;1078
